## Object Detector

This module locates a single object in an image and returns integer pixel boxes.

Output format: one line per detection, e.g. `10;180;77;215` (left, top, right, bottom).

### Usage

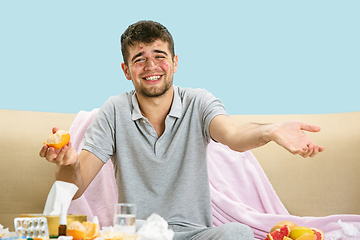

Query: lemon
289;226;315;240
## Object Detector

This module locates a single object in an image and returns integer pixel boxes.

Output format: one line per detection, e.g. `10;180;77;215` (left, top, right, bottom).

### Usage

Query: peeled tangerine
44;130;70;149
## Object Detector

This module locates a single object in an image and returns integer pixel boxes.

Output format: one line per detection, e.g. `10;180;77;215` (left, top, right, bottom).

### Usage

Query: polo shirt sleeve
83;98;116;163
197;89;228;142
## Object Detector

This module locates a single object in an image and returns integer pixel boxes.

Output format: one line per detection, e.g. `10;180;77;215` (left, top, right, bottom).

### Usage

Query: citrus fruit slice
289;226;315;240
103;231;126;240
67;221;86;240
310;228;324;240
267;225;290;240
44;130;70;149
270;221;298;232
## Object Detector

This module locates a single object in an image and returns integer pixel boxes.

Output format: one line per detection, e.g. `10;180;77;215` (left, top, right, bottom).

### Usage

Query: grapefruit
289;226;315;240
270;221;298;232
267;225;290;240
310;228;324;240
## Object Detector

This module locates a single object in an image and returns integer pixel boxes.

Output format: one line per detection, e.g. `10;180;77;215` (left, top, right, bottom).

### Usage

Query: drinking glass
113;203;136;234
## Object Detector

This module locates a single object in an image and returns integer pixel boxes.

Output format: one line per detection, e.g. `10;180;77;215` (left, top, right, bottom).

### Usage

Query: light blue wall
1;1;359;115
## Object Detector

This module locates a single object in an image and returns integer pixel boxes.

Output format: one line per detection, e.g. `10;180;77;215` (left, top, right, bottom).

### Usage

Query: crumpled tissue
325;220;360;240
43;181;78;215
137;214;174;240
0;224;10;238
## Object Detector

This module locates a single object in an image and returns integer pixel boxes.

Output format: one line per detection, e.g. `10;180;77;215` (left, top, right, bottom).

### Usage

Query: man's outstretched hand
269;121;325;158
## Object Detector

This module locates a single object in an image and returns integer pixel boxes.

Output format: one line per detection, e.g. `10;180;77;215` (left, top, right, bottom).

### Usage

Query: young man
40;20;324;240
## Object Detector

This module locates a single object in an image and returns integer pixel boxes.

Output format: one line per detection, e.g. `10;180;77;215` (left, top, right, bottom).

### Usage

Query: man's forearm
226;122;274;152
55;159;84;199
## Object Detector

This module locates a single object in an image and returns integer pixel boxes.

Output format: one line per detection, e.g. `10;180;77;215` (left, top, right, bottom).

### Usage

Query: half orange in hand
44;130;70;149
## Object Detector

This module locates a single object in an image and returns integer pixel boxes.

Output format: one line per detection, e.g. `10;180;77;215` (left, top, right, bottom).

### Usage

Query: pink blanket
67;109;118;227
207;141;360;239
67;109;360;239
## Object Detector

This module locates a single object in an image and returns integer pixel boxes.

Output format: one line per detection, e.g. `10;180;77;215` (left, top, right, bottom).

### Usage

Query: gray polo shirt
83;85;227;228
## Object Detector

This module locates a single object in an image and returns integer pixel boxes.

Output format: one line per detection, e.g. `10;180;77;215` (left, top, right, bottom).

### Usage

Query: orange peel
44;130;70;149
66;221;101;240
66;221;85;240
83;221;101;240
103;231;126;240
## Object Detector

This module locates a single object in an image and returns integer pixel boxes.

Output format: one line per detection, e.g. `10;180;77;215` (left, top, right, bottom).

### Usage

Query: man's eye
156;55;165;59
134;58;144;63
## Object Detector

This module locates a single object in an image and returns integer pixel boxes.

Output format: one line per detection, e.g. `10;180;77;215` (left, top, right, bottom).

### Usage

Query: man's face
121;40;178;98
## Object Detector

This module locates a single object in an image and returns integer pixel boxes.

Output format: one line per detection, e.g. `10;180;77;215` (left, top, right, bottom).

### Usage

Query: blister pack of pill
14;217;49;238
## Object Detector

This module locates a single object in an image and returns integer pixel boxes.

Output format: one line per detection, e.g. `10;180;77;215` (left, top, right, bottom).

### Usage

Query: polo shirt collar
131;85;182;121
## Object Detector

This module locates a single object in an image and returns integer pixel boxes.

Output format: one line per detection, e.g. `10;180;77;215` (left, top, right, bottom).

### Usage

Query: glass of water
114;203;136;234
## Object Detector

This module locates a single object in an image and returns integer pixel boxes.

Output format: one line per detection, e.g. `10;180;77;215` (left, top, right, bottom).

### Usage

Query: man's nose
144;59;157;70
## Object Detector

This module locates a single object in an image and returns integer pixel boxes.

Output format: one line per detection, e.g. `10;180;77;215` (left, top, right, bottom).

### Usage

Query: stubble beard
138;76;173;98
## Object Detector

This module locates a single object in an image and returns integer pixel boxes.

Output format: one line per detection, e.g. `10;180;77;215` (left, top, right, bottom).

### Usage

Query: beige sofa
1;109;359;231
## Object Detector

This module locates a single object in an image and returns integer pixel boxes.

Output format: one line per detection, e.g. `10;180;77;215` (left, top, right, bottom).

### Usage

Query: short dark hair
121;20;175;65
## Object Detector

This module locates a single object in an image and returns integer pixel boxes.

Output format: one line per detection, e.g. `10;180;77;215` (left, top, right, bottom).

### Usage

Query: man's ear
173;55;178;73
121;62;132;80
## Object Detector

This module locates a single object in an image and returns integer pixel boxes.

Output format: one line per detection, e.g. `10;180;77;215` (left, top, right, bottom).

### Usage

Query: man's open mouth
144;75;162;81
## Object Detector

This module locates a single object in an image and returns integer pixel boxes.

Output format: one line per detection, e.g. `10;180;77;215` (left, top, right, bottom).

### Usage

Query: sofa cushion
0;109;76;230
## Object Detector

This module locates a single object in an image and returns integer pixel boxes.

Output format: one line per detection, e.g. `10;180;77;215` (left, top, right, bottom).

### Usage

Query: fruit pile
265;221;324;240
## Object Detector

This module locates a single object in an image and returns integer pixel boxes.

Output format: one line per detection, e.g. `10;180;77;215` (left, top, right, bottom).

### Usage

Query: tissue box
20;214;86;237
